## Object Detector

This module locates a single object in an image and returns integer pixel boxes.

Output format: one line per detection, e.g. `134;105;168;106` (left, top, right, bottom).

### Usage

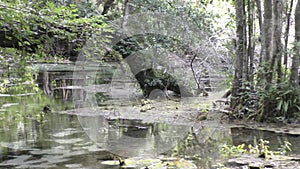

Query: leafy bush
257;82;300;122
231;80;300;122
0;0;110;61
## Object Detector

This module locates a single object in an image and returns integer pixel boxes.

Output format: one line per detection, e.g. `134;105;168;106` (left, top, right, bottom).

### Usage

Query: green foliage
0;92;70;127
220;139;292;159
230;74;300;121
0;1;111;123
129;0;214;33
277;141;292;155
220;143;246;156
0;60;46;123
0;48;38;93
0;47;72;122
248;139;291;158
248;139;272;158
257;82;300;121
0;0;109;60
1;90;49;123
225;73;234;89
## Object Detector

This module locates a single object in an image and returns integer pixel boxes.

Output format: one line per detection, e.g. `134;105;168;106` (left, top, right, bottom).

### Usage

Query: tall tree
231;0;245;107
248;0;255;83
242;0;248;81
122;0;129;28
283;0;294;75
255;0;263;61
262;0;273;89
290;0;300;87
273;0;283;83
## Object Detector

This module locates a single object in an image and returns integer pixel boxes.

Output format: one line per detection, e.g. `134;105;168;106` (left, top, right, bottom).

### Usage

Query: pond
1;63;300;168
0;113;110;168
0;108;227;168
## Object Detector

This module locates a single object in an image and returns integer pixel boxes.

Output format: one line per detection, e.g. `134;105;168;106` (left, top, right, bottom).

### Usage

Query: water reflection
0;110;228;169
0;113;113;168
0;112;202;168
79;116;191;158
231;127;300;154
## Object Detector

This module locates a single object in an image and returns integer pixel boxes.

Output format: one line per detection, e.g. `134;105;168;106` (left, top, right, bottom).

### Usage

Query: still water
2;109;300;168
1;64;300;168
0;111;222;168
0;113;116;168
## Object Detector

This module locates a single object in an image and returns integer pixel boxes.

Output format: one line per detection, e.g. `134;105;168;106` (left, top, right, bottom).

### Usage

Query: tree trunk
242;0;248;81
255;0;263;62
248;0;255;84
290;0;300;87
273;0;283;83
255;0;265;87
231;0;245;107
283;0;294;76
263;0;273;62
262;0;273;89
122;0;129;28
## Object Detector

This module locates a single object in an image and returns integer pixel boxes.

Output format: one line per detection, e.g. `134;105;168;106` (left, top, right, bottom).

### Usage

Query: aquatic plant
220;139;292;159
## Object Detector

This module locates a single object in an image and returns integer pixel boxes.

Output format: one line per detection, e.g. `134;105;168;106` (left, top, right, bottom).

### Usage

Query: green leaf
277;100;283;110
281;90;292;96
283;102;289;113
